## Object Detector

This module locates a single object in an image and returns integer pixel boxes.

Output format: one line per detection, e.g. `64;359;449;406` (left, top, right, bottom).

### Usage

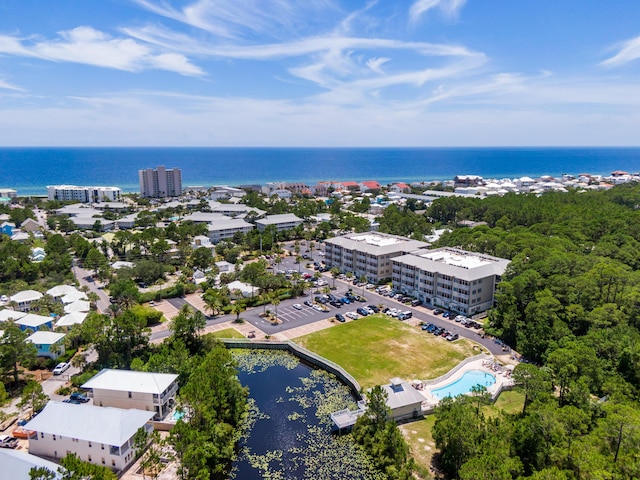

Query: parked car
340;297;351;304
446;333;459;341
292;304;303;310
53;362;70;375
356;307;369;316
367;305;380;313
421;323;434;331
0;435;18;449
411;299;422;307
398;311;413;320
433;308;444;315
335;314;346;323
64;392;90;404
346;311;359;320
442;311;451;318
304;300;313;307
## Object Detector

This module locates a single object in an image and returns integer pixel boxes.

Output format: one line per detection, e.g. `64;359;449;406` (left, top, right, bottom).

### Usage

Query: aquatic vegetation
230;349;385;479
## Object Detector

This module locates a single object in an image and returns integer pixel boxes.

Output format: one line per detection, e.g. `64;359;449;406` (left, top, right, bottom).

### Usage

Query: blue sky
0;0;639;146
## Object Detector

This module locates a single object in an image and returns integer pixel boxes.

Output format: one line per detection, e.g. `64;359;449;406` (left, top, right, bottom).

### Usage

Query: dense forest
427;185;640;479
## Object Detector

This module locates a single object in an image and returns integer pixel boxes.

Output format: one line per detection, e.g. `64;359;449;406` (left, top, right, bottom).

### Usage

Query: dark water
230;350;381;480
1;147;639;195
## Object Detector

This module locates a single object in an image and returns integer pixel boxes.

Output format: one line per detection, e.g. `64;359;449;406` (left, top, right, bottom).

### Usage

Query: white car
346;311;360;320
0;295;8;303
53;362;71;375
292;304;303;310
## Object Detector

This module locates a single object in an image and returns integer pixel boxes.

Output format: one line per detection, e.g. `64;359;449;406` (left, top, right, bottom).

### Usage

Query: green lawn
399;416;436;479
207;328;245;339
295;315;479;389
485;389;525;416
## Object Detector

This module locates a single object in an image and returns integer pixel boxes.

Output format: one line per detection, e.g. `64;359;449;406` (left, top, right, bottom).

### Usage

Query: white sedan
53;362;71;375
292;304;303;310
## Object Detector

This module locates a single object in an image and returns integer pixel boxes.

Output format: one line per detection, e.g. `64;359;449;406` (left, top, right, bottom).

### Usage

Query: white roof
56;311;88;328
16;313;52;328
381;380;425;410
25;401;155;447
82;368;178;395
47;284;80;298
256;213;302;225
112;260;135;269
27;331;65;345
61;291;89;304
10;290;43;303
0;309;27;322
0;449;63;480
64;300;91;313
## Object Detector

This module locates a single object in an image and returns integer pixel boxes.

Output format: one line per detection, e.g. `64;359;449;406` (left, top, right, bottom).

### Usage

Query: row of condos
324;232;430;283
392;247;510;316
324;233;510;316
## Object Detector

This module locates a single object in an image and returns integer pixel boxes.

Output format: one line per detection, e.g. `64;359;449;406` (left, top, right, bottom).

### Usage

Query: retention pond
229;349;385;479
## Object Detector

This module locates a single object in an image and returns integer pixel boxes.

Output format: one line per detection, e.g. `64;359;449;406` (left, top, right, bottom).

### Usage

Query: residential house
359;180;381;192
55;311;88;332
20;218;41;233
210;186;246;201
25;401;155;472
10;232;30;243
31;247;46;262
0;309;27;323
16;313;54;332
389;182;411;193
82;369;179;421
27;331;66;359
227;280;259;298
10;290;43;312
46;285;81;302
0;188;17;199
0;221;15;236
0;448;64;480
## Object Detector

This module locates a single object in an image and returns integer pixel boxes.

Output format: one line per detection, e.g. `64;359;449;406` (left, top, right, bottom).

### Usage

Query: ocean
0;147;638;196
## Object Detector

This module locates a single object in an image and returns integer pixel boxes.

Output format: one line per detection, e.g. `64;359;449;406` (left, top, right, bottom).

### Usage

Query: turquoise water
430;369;496;400
171;410;184;421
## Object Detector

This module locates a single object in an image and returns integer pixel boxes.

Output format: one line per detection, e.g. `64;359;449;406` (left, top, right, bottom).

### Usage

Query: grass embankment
295;314;477;389
207;328;245;339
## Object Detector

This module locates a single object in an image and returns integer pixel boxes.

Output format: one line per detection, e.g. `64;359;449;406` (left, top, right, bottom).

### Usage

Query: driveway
72;263;110;314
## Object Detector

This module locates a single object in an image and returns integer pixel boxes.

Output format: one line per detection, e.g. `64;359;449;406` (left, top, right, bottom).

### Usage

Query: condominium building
255;213;303;233
324;232;429;283
47;185;122;203
139;165;182;198
392;247;510;316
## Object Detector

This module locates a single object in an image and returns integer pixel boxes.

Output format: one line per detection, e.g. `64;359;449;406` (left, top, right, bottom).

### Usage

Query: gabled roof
25;402;154;447
360;180;381;189
16;313;52;328
27;331;65;345
82;369;178;395
56;311;88;328
46;284;80;298
0;449;64;480
381;380;425;410
0;309;27;322
11;290;42;303
64;300;90;313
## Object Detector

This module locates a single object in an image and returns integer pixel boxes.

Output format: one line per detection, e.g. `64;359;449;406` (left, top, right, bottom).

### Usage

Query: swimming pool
171;410;184;421
430;370;496;400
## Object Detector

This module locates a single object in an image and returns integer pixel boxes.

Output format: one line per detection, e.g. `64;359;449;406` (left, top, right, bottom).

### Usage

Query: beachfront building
47;185;122;203
0;188;17;199
82;369;179;420
324;232;429;283
392;247;510;316
25;402;154;472
139;165;182;198
255;213;303;233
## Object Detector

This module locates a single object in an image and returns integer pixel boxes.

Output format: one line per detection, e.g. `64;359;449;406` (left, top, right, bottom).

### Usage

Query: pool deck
412;358;515;411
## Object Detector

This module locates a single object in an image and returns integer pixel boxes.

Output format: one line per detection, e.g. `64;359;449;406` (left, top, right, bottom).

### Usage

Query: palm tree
230;302;246;323
271;294;280;323
330;267;340;289
203;290;223;317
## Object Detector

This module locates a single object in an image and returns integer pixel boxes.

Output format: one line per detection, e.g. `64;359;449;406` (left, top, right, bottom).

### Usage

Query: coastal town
1;165;639;479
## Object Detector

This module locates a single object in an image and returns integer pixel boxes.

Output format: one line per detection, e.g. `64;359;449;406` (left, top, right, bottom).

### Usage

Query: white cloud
366;57;390;74
601;35;640;67
0;27;204;76
0;77;24;91
409;0;467;22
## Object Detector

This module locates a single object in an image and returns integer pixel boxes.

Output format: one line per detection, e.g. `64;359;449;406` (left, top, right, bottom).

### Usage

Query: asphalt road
72;263;110;314
148;244;508;356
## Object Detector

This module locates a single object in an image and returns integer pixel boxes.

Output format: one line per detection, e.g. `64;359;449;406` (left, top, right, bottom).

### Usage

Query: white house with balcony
82;369;179;420
10;290;43;312
25;401;154;472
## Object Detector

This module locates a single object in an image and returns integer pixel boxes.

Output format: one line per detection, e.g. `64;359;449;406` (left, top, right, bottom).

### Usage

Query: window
89;441;92;448
101;444;105;450
88;455;92;462
102;458;106;465
53;434;57;441
40;432;44;439
112;460;116;467
128;391;132;398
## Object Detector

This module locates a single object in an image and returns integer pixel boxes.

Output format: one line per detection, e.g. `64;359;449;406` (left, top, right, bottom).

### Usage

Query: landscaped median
294;314;478;389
